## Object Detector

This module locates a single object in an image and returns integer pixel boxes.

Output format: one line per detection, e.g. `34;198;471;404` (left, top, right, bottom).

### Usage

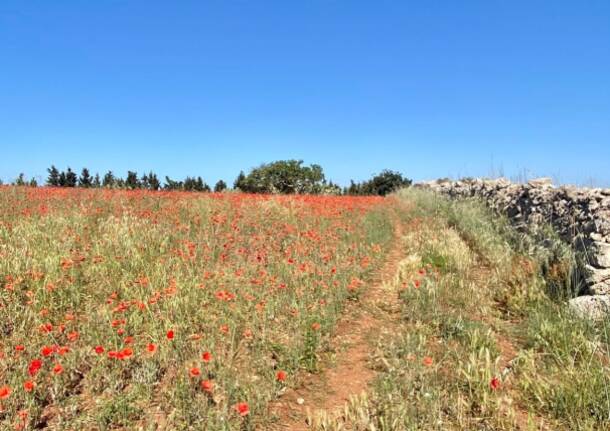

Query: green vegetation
311;189;610;430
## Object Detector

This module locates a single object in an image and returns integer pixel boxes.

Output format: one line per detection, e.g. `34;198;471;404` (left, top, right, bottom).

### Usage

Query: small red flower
166;330;174;340
276;370;287;382
189;367;201;377
147;343;157;353
201;379;213;393
234;402;249;417
15;345;25;352
41;346;54;357
0;385;11;399
94;345;105;354
53;363;64;375
23;381;35;392
28;359;43;376
422;356;433;367
201;351;212;362
490;376;501;391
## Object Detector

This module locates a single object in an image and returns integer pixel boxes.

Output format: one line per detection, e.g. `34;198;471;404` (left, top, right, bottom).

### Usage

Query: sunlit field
0;187;393;430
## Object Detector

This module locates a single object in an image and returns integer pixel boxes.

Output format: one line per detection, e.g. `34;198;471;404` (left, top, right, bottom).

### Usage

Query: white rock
569;295;610;320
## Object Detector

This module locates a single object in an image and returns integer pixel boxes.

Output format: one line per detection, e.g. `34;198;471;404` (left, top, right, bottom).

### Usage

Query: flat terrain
1;187;609;430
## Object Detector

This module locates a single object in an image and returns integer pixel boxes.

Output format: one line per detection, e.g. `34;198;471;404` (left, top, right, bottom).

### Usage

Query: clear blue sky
1;1;609;187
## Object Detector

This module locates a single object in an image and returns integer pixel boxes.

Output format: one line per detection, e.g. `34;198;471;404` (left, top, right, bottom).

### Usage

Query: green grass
311;188;610;430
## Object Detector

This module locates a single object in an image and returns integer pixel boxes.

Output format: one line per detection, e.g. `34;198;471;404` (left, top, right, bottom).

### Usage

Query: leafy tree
362;170;411;195
102;171;115;188
164;176;182;190
141;173;150;189
234;171;246;191
348;170;411;196
79;168;92;188
214;180;227;192
125;171;139;189
14;173;26;186
147;172;160;191
238;160;326;194
65;168;78;187
47;165;60;186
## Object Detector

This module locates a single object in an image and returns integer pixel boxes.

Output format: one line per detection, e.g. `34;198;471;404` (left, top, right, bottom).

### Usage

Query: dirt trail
270;212;406;430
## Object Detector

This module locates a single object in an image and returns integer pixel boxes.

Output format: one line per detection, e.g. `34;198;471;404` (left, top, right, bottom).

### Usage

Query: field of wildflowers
0;187;393;430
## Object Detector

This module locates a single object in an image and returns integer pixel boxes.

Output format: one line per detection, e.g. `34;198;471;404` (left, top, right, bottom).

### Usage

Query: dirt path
269;212;406;430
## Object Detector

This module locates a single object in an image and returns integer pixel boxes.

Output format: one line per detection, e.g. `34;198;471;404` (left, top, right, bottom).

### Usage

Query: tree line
5;160;411;196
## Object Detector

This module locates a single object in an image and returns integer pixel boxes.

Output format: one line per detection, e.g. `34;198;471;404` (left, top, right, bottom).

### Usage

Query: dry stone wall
415;178;610;318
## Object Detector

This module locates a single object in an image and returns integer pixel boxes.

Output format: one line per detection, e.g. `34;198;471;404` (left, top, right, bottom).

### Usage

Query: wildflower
490;376;501;390
311;322;321;331
53;363;64;375
234;402;250;417
201;379;213;393
189;367;201;377
23;381;35;392
0;385;11;399
94;346;105;354
201;351;212;362
15;345;25;352
28;359;42;376
276;370;287;382
422;356;433;367
166;330;174;340
41;346;54;357
147;343;157;353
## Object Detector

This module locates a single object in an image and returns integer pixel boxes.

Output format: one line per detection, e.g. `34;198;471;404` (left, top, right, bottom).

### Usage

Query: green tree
125;171;139;189
58;171;67;187
102;171;115;188
65;168;78;187
93;173;101;188
79;168;92;188
238;160;326;194
47;165;60;186
361;170;411;196
214;180;227;192
14;173;26;186
148;172;160;190
29;178;38;187
234;171;246;191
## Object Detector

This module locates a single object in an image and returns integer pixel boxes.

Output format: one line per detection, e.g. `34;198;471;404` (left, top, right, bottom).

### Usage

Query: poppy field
0;187;393;430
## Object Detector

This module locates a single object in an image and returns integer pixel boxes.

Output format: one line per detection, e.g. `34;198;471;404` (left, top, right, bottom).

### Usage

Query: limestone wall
416;178;610;317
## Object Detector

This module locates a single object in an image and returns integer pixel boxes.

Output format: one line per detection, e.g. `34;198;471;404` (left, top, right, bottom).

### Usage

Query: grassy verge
313;188;610;430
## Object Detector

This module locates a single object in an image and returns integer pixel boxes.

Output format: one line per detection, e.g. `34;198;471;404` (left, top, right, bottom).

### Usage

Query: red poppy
41;346;54;357
15;345;25;352
94;345;105;354
422;356;433;367
490;376;501;390
234;402;250;417
53;363;64;375
201;351;212;362
147;343;157;353
189;367;201;377
201;379;213;393
23;381;35;392
28;359;43;376
276;370;287;382
0;385;10;399
166;330;174;340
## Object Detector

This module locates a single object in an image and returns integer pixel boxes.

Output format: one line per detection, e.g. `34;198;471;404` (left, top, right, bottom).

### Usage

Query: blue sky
1;1;609;187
